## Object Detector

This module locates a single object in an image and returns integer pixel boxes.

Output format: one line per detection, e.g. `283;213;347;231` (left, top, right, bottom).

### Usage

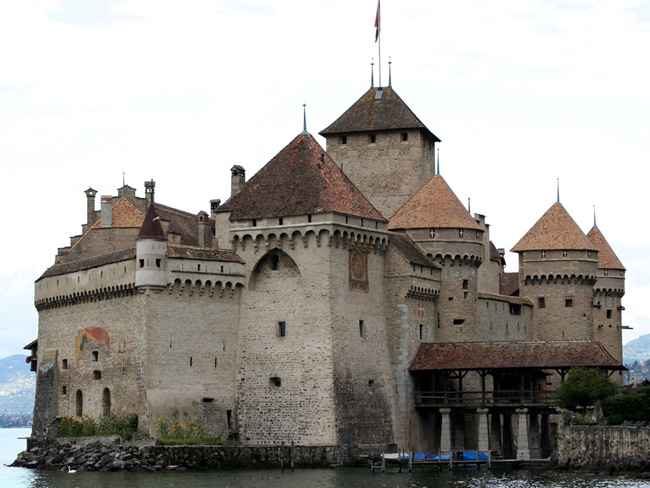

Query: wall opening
76;390;83;416
278;321;286;337
62;359;68;369
93;370;102;380
270;376;281;387
102;388;111;415
92;351;99;362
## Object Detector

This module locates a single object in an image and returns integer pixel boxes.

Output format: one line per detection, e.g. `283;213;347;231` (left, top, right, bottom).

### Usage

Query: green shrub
602;385;650;424
555;367;619;411
58;413;138;440
155;416;223;444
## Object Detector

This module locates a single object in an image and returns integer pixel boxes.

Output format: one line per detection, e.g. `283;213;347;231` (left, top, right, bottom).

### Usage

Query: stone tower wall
325;129;435;218
593;272;625;364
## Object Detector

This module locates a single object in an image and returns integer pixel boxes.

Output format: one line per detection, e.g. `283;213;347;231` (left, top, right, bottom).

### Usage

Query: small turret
135;203;168;291
84;188;97;226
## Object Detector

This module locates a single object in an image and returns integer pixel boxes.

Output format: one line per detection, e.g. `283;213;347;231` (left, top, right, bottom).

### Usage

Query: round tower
389;175;483;341
512;203;598;341
135;204;168;291
587;225;626;363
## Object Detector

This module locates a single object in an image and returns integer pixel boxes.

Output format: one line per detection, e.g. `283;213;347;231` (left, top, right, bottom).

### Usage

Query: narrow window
227;410;232;428
190;356;193;367
252;219;257;227
278;321;286;337
588;251;592;258
307;214;312;223
139;259;144;268
76;390;83;416
436;313;442;329
369;134;376;143
607;309;612;319
476;231;480;239
198;264;201;271
279;217;283;225
220;265;224;273
538;297;545;309
92;351;99;362
604;269;609;276
359;320;364;338
214;357;218;368
419;324;424;341
462;280;469;290
93;370;102;380
156;259;161;268
341;136;347;144
271;255;280;271
486;302;490;309
62;386;67;395
102;388;111;415
489;321;493;331
62;359;68;369
565;298;573;308
401;132;408;141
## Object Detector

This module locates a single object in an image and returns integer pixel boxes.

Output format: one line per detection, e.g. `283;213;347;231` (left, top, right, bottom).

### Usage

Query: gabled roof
167;244;243;263
138;204;166;240
388;233;440;268
587;226;625;270
499;272;520;296
409;340;625;372
388;175;481;231
511;202;596;252
37;247;137;281
319;87;440;142
91;198;144;229
217;132;385;222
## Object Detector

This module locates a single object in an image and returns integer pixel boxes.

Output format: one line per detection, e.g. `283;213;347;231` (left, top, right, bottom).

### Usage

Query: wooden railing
414;389;557;407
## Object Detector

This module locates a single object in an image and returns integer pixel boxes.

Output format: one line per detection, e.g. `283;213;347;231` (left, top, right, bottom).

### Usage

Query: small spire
388;56;392;87
371;58;375;88
593;204;597;227
556;178;560;203
436;147;440;175
122;171;126;199
468;197;471;214
302;103;307;134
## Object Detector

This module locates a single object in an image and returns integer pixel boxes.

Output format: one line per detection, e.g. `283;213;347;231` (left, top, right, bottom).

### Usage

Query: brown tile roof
388;233;440;268
511;202;596;252
138;204;166;240
319;87;440;142
499;272;520;296
38;247;136;280
155;203;205;247
217;132;385;221
167;244;244;263
587;226;625;270
409;340;625;371
489;241;504;266
91;198;144;229
388;176;482;231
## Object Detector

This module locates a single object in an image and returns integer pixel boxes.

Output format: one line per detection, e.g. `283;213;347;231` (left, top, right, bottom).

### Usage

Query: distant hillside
0;355;35;415
624;334;650;365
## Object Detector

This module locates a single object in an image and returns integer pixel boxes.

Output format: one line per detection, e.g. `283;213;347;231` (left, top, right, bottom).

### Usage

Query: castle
28;82;626;459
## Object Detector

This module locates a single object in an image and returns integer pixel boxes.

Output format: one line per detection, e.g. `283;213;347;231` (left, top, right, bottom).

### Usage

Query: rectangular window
419;324;424;341
462;280;469;290
369;134;376;143
359;320;364;338
509;304;522;315
278;321;286;337
93;370;102;380
156;258;161;267
92;351;99;362
139;259;144;268
565;298;573;308
401;132;408;141
62;386;67;395
538;297;545;309
62;359;68;369
279;217;283;225
341;136;347;144
607;309;612;319
436;313;442;329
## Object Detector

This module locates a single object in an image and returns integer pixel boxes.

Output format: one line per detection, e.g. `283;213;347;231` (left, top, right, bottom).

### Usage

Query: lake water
3;428;650;488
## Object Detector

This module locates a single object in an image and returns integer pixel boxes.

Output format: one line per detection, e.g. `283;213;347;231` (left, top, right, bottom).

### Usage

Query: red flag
375;0;380;42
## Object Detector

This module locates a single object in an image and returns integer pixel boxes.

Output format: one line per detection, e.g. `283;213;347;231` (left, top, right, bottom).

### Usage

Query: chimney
198;211;209;248
145;180;155;207
84;187;97;225
210;199;221;219
231;165;245;197
100;196;113;227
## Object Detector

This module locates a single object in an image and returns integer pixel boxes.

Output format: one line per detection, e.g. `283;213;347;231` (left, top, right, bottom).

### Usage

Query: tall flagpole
375;0;381;88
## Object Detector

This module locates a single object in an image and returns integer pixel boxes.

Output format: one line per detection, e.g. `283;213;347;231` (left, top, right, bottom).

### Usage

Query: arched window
102;388;111;416
76;390;83;417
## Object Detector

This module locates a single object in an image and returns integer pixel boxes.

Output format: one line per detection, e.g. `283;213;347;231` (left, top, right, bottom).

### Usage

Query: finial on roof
593;204;597;227
122;171;126;199
436;147;440;176
388;56;392;87
302;103;307;134
371;58;375;88
468;197;471;214
557;178;560;203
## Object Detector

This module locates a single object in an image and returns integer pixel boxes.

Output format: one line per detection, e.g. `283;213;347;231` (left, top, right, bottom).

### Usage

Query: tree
555;367;619;411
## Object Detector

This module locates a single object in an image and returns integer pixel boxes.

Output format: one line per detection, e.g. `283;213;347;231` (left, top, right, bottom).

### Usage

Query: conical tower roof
217;133;385;222
319;87;440;142
388;175;481;231
587;226;625;270
138;204;166;240
511;202;596;252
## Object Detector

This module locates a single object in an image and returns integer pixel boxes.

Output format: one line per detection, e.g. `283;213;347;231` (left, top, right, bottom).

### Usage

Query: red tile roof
587;226;625;271
409;340;625;371
499;272;520;296
320;87;440;142
388;176;482;231
217;132;385;221
511;202;596;252
167;244;243;263
388;233;440;268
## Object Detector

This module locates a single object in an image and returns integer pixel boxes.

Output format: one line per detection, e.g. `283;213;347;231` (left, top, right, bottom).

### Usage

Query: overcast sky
1;0;649;359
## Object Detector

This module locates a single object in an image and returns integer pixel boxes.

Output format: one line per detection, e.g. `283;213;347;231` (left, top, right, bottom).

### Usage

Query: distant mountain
0;355;35;415
623;334;650;365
